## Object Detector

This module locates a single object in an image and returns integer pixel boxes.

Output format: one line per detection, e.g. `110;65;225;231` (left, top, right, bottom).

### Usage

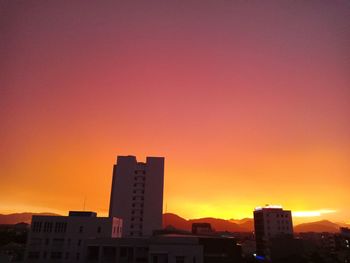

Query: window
97;226;101;233
176;256;185;263
51;252;62;259
79;226;83;233
30;238;42;246
52;238;64;247
32;221;42;233
54;222;59;233
28;251;40;259
78;240;81;246
43;222;53;233
120;247;127;257
54;222;67;233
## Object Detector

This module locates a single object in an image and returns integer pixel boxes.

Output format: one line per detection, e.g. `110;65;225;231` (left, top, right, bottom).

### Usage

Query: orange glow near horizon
1;1;349;224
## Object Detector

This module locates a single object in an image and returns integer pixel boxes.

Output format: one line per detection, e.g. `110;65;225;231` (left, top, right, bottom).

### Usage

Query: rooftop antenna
164;202;168;229
83;196;86;211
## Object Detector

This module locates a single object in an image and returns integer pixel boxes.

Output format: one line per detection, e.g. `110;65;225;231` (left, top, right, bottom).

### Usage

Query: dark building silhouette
24;211;122;263
192;223;213;235
253;205;293;260
109;156;164;237
85;235;242;263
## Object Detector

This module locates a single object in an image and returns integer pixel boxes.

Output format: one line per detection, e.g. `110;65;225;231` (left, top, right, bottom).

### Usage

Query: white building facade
25;211;122;263
109;156;164;237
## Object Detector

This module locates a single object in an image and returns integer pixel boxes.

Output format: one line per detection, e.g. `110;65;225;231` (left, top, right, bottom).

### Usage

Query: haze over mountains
0;212;348;233
163;213;253;232
0;213;59;224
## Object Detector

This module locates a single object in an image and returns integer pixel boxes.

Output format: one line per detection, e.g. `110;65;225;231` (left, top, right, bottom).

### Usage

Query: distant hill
1;212;347;233
230;218;253;224
294;220;341;233
0;213;60;224
163;213;253;232
237;219;255;231
163;213;349;233
189;217;249;232
163;213;191;230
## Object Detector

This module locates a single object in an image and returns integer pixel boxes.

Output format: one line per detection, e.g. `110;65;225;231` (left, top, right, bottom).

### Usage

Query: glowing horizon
1;1;349;224
0;205;345;225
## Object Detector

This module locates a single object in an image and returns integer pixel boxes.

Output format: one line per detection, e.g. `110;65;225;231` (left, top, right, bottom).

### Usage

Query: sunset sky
1;1;350;224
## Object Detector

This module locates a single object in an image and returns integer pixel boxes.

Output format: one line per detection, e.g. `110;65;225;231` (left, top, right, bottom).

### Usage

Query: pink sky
1;1;350;223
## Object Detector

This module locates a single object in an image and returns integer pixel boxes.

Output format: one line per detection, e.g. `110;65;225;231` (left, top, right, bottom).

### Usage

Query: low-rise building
191;223;213;235
85;234;242;263
25;211;122;262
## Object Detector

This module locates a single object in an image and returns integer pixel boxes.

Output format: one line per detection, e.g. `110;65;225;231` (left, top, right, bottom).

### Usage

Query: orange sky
1;1;349;224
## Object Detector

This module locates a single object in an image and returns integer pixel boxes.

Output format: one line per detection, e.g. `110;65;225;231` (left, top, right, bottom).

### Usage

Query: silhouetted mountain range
163;213;349;233
0;213;59;224
293;220;343;233
163;213;253;232
1;212;348;233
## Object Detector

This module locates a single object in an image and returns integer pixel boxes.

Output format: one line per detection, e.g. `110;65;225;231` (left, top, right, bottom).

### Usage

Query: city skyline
1;1;350;224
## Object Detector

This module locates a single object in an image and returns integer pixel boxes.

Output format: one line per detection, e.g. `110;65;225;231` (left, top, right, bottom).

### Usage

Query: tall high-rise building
109;155;164;237
254;205;293;257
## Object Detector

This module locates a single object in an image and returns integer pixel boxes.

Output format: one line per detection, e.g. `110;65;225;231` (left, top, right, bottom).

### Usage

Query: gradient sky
1;0;350;224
